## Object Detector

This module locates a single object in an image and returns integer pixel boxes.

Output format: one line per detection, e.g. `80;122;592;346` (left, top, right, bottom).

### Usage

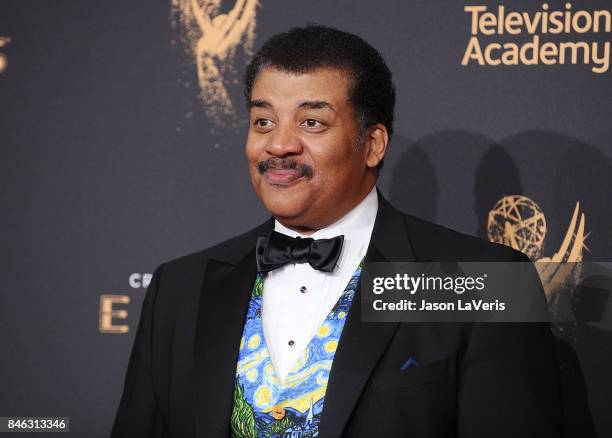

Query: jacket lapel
318;189;418;437
194;219;273;438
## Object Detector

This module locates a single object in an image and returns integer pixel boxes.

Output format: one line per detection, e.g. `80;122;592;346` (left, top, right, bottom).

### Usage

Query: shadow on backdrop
383;129;600;437
382;134;440;222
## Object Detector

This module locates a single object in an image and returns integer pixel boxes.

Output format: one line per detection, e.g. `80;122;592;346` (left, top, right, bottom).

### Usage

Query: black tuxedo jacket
111;191;562;437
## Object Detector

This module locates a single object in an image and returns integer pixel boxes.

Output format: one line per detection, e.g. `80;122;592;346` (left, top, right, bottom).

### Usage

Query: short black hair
244;24;396;146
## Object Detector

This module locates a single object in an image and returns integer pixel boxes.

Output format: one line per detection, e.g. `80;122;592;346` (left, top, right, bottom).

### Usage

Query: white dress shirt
261;186;378;381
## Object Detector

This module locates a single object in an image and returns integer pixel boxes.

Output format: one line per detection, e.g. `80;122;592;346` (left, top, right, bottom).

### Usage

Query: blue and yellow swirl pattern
230;263;362;438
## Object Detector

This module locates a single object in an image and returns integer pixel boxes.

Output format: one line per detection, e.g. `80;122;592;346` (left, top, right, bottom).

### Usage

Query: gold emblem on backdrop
171;0;259;128
487;195;589;299
0;36;11;74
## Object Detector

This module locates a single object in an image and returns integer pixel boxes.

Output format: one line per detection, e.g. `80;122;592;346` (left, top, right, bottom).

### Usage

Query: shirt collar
274;185;378;245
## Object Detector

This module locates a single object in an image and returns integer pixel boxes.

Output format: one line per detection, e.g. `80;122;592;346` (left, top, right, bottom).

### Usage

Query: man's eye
254;119;274;129
301;119;323;128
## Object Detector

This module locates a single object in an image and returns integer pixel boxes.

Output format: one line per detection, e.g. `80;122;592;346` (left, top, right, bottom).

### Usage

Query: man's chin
260;194;311;222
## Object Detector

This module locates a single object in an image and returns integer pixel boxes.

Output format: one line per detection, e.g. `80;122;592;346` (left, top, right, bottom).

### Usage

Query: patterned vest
230;261;363;438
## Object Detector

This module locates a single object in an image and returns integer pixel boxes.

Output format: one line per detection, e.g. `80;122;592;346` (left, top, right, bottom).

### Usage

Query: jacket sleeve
457;253;563;437
111;264;167;438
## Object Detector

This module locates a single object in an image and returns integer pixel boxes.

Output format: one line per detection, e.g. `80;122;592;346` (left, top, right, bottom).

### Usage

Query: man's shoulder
156;202;530;273
159;218;272;273
398;210;529;262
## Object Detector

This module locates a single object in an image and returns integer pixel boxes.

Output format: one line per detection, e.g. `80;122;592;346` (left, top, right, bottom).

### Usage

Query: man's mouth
263;169;304;185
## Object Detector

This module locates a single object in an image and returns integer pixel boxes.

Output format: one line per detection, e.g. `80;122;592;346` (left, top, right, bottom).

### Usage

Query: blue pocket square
400;356;420;371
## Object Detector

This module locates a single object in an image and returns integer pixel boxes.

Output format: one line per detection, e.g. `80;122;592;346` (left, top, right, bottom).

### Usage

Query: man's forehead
250;66;351;106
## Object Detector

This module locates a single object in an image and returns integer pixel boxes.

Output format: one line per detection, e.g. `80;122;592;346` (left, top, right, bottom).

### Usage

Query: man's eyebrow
249;99;336;112
298;100;336;112
249;99;271;109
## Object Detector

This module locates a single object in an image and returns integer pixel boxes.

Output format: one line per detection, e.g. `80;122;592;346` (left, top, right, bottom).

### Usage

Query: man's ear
364;123;389;169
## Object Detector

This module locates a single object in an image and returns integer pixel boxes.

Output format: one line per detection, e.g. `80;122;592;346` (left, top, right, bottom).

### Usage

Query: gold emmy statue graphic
487;195;588;300
0;36;11;74
172;0;259;127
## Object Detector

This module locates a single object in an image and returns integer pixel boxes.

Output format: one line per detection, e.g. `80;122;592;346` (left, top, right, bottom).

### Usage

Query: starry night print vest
230;261;362;438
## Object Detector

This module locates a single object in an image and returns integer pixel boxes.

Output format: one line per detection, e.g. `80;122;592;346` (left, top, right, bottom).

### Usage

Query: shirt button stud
300;286;307;293
288;340;295;347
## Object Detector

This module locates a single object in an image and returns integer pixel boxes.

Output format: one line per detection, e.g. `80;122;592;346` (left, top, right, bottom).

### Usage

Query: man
111;25;562;437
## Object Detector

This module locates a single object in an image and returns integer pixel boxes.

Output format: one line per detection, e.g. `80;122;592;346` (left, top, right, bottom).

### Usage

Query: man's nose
266;124;303;157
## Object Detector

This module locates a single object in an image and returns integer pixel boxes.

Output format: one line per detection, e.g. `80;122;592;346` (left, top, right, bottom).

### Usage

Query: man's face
246;66;377;232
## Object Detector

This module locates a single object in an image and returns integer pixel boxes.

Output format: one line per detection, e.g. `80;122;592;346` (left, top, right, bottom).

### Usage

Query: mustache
256;157;314;179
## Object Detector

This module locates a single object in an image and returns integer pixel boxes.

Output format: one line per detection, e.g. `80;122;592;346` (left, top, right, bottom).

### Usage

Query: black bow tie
255;231;344;273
